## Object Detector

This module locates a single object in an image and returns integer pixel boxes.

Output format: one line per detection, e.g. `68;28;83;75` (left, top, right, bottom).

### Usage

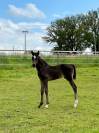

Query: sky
0;0;99;51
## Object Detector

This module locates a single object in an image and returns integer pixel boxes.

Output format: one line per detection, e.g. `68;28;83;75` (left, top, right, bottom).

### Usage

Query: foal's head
31;51;39;67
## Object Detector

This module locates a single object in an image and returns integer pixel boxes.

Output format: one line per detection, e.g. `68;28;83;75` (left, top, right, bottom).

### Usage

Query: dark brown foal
31;51;78;109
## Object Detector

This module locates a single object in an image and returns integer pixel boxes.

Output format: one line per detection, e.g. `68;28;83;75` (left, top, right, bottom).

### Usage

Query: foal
31;51;78;108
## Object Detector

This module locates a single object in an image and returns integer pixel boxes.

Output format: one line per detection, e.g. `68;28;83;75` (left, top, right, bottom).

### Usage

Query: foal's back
40;64;74;81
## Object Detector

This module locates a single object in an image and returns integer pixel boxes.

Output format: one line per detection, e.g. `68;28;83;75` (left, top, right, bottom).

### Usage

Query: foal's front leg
44;80;49;108
38;81;44;108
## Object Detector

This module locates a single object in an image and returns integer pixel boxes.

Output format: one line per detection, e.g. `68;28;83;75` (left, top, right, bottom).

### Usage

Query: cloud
8;3;46;19
0;19;52;51
0;19;48;32
18;22;49;31
52;11;78;19
52;14;62;19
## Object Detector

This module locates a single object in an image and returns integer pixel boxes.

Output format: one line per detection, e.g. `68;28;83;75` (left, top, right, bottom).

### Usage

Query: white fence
0;49;99;55
0;50;99;67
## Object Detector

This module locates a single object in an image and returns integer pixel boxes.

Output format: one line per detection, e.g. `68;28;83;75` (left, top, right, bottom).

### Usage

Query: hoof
45;104;48;108
38;103;43;108
38;105;41;108
74;99;78;108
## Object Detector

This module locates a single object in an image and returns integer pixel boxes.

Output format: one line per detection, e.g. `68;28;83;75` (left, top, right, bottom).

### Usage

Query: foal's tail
72;65;76;80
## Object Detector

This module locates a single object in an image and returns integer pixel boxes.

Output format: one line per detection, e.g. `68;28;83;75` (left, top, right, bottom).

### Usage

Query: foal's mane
38;56;48;67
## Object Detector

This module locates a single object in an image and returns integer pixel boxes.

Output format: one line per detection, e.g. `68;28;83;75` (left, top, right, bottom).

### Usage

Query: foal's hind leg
69;80;78;108
38;81;44;108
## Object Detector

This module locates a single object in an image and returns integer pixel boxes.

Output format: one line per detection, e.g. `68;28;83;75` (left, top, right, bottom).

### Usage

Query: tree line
43;9;99;52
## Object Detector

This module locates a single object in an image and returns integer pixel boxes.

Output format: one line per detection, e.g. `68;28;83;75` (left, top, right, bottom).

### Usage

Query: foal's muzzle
32;64;36;67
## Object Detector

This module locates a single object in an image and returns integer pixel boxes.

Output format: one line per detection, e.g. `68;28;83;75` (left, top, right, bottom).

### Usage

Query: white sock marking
45;104;48;108
74;99;78;108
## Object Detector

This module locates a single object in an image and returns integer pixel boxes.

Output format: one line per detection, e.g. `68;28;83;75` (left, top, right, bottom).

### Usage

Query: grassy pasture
0;56;99;133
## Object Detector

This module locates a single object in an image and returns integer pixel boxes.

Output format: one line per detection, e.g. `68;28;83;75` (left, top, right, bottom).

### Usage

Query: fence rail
0;50;99;67
0;49;99;55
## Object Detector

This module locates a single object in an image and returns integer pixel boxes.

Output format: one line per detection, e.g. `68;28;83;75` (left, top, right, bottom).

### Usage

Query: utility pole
22;30;28;54
93;32;96;55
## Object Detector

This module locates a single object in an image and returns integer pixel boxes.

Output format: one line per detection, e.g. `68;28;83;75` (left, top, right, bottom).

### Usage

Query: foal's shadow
62;103;79;112
63;105;73;111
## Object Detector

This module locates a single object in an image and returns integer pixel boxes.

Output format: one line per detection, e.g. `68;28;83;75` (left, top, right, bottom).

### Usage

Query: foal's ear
31;51;34;55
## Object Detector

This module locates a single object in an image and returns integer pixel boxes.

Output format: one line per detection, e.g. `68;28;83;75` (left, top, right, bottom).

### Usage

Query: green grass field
0;65;99;133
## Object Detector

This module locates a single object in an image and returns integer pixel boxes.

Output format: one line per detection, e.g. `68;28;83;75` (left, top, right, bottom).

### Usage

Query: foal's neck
36;56;48;70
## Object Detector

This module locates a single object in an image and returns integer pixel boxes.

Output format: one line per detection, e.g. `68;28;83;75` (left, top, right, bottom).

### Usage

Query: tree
44;19;67;50
85;10;99;51
43;9;99;51
44;15;89;51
